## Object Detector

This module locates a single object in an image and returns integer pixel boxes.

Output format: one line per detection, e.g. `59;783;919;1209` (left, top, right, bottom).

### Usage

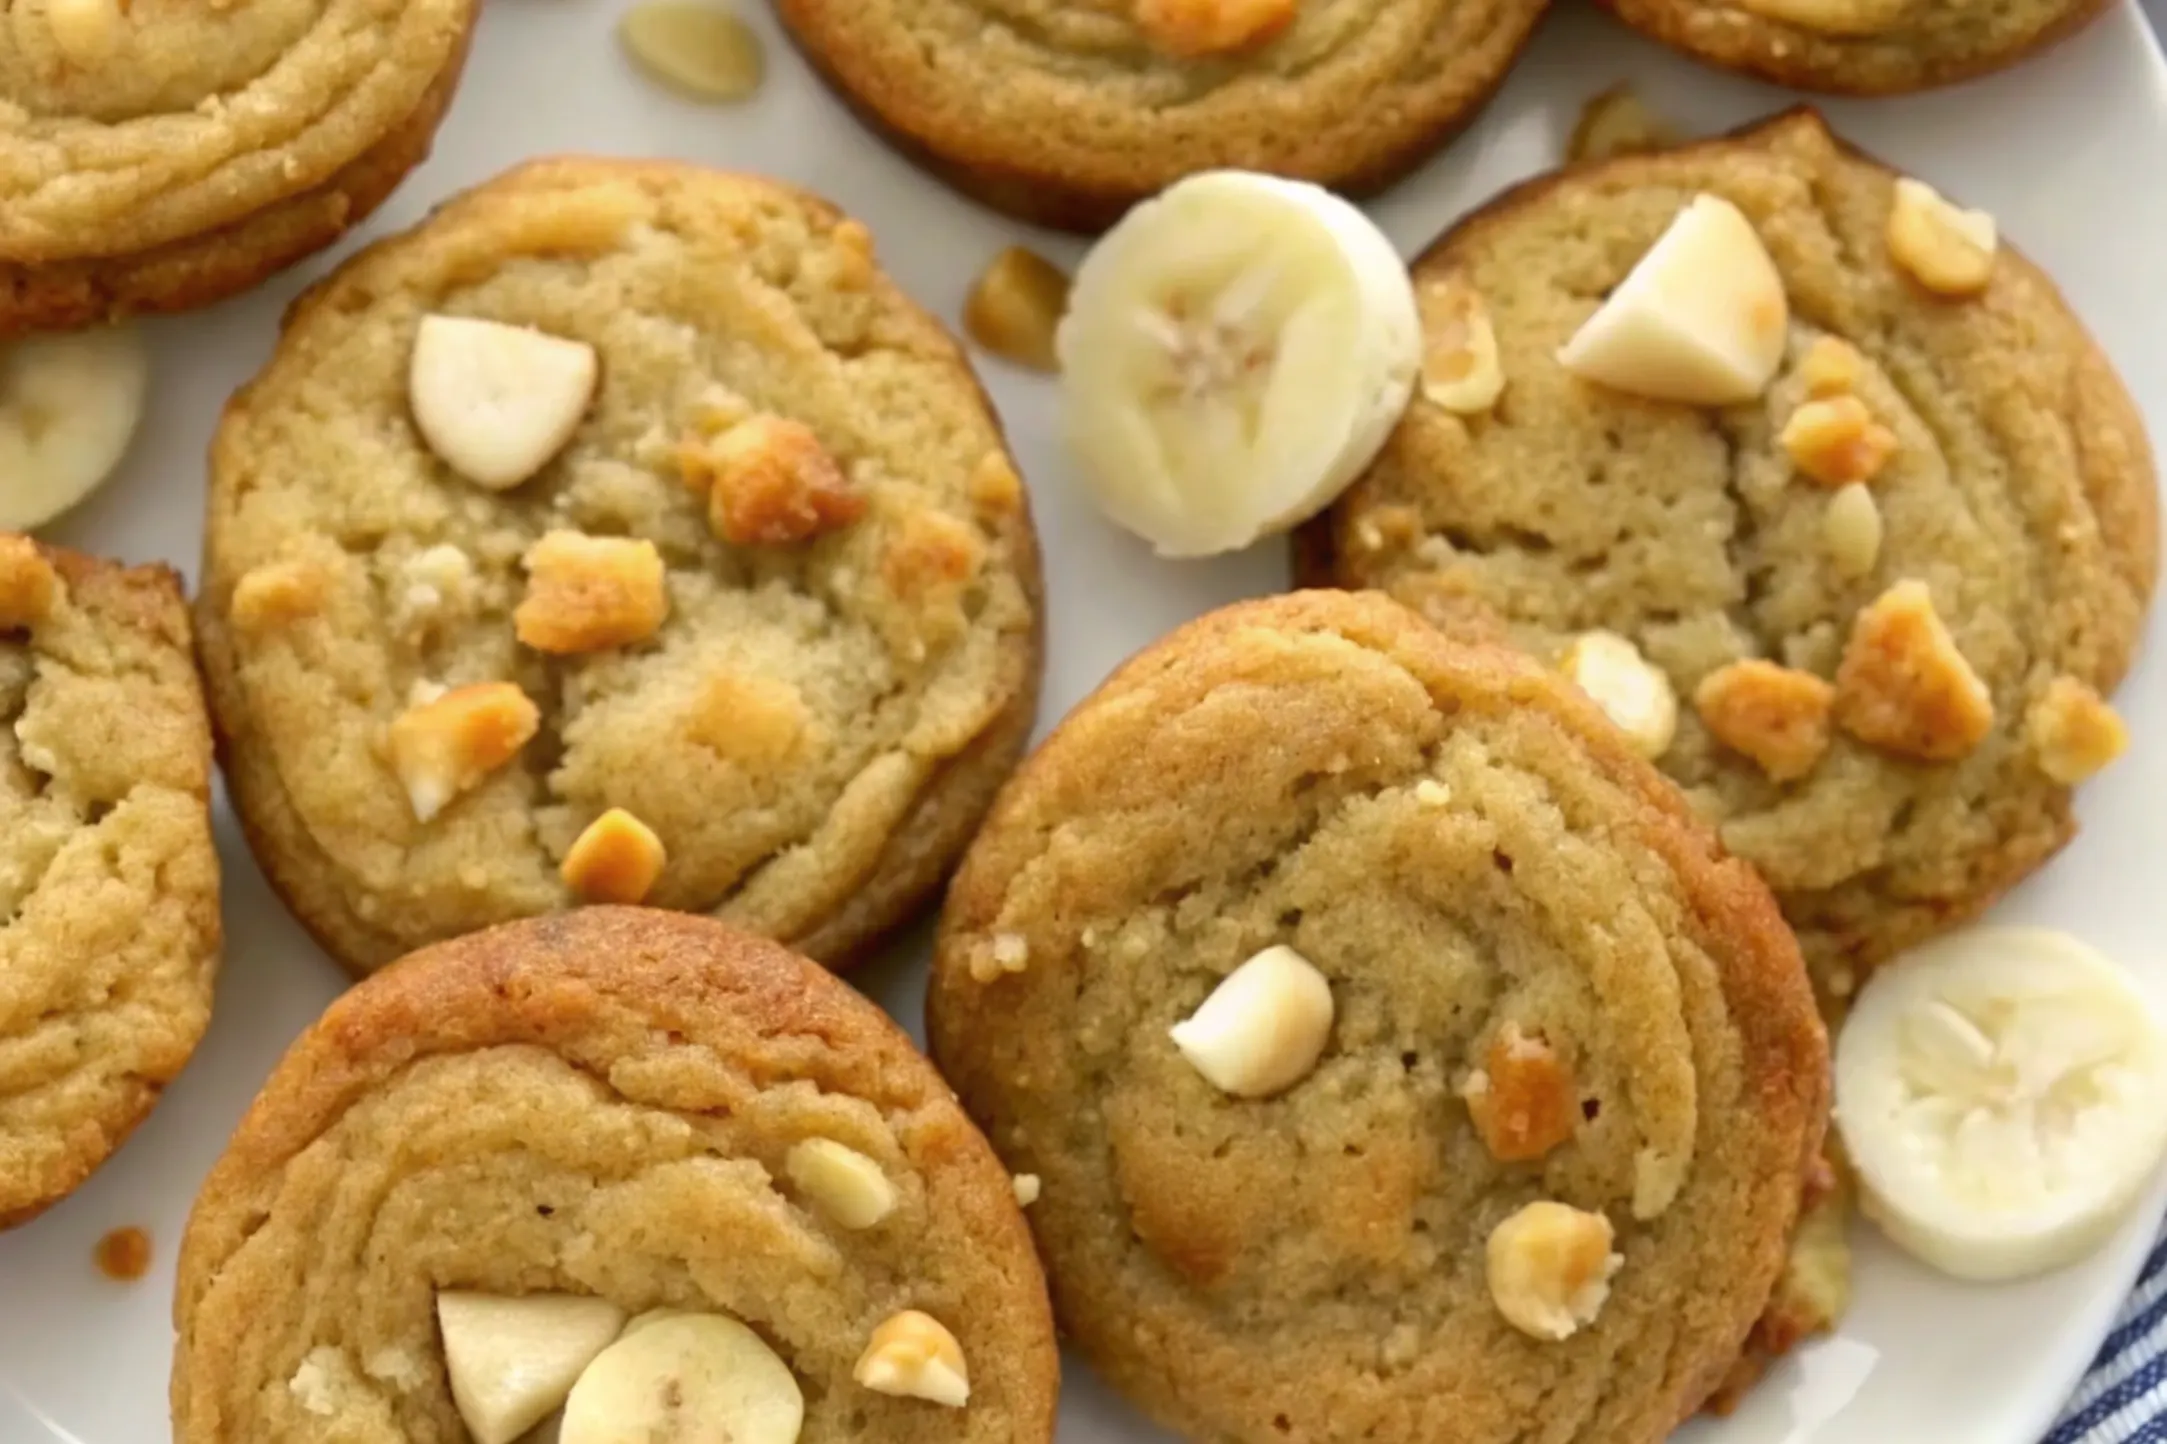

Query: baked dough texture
0;536;221;1228
929;590;1829;1444
1302;110;2158;989
1598;0;2112;95
197;159;1043;976
171;907;1059;1444
773;0;1553;231
0;0;477;331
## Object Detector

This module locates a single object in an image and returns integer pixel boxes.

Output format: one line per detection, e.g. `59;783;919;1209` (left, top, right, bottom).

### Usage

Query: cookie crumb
94;1225;151;1281
964;248;1070;373
1567;85;1679;163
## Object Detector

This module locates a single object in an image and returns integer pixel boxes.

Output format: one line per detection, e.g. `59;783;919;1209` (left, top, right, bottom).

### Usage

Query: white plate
4;5;2165;1441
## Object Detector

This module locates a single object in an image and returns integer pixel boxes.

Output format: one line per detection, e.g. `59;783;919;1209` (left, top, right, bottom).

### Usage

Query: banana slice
1055;170;1421;558
1835;927;2167;1282
559;1311;803;1444
0;326;149;532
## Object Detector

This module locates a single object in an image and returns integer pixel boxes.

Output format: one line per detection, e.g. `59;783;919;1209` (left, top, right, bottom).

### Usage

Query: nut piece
1168;944;1336;1099
1486;1201;1625;1342
1558;194;1788;406
785;1139;898;1230
515;531;670;654
437;1292;626;1444
855;1310;969;1407
560;808;668;904
1419;276;1506;415
617;1;765;103
964;248;1071;373
2024;676;2129;784
229;562;327;634
1886;178;1997;299
1780;395;1897;488
1560;631;1678;759
1461;1023;1580;1163
387;682;540;823
1567;85;1680;163
683;415;866;547
0;535;58;630
1798;336;1865;397
1694;659;1836;782
1833;580;1994;762
409;315;599;491
1821;481;1884;580
1133;0;1295;57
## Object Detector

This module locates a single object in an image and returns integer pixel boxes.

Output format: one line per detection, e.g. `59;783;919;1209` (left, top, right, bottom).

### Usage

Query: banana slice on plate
1835;926;2167;1282
559;1310;803;1444
1055;170;1421;558
0;326;150;532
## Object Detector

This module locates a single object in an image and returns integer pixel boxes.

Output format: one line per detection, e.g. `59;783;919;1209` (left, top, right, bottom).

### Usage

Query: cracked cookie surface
0;0;477;330
197;158;1044;976
171;907;1057;1444
928;591;1828;1444
0;535;220;1227
773;0;1550;230
1301;109;2157;989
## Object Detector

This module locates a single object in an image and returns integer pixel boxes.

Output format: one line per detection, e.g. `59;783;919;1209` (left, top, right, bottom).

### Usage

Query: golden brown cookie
0;0;478;334
929;590;1829;1444
196;158;1044;977
0;535;220;1228
1301;109;2158;992
171;907;1058;1443
772;0;1553;231
1598;0;2111;94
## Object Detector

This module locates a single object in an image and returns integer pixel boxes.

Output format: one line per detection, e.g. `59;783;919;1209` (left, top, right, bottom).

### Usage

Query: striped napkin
2051;1228;2167;1440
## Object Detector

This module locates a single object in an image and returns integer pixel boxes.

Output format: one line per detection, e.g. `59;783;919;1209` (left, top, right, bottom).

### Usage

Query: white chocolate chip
785;1139;897;1230
1012;1174;1042;1207
853;1311;969;1408
1485;1201;1623;1341
1560;631;1678;759
1168;945;1335;1099
1886;178;1997;298
1822;481;1884;579
437;1292;626;1444
410;315;599;491
1559;194;1789;406
1419;277;1506;415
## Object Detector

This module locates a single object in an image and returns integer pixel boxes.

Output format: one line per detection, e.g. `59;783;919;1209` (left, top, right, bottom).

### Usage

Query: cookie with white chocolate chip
171;908;1058;1444
772;0;1551;231
196;157;1044;976
1300;109;2159;989
928;590;1830;1444
0;535;220;1227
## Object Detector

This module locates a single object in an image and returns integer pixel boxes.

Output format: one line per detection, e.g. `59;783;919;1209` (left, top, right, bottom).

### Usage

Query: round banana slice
1835;926;2167;1282
1055;170;1420;558
0;326;150;532
559;1311;803;1444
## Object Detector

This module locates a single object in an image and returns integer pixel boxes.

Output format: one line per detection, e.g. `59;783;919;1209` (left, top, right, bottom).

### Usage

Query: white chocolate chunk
437;1292;626;1444
1168;944;1335;1098
785;1139;897;1229
410;315;599;491
854;1310;970;1408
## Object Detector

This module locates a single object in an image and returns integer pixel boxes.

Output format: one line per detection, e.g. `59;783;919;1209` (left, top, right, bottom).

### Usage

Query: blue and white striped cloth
2051;1227;2167;1441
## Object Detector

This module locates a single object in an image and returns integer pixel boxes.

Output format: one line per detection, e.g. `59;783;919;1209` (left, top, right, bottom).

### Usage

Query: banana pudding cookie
197;158;1043;976
171;907;1058;1444
928;591;1829;1444
772;0;1552;231
1599;0;2110;94
1302;109;2157;992
0;535;220;1227
0;0;478;333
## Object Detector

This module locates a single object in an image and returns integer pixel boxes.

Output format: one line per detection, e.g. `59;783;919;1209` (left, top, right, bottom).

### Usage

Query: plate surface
4;4;2166;1441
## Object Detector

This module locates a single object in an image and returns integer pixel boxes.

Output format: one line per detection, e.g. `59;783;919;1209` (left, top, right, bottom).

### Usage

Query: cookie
0;535;220;1228
928;590;1829;1444
1598;0;2110;94
1301;109;2158;991
196;158;1044;976
0;0;477;334
772;0;1552;231
171;907;1058;1443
